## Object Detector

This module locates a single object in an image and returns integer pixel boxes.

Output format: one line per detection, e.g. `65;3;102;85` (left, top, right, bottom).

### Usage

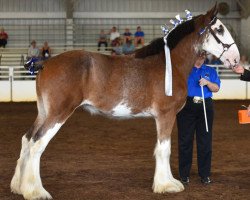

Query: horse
10;5;240;200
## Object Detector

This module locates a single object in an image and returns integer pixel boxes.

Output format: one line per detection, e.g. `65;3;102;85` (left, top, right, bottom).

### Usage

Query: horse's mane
134;18;196;58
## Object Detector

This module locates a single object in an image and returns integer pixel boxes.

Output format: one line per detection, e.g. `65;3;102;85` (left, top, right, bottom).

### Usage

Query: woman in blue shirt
177;53;220;185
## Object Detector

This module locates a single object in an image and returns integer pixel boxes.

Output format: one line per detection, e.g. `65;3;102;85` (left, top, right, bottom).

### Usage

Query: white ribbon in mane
163;36;172;96
161;10;193;96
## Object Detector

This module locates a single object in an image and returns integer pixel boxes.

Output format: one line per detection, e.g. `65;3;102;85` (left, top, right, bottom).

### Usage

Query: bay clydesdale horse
11;5;239;200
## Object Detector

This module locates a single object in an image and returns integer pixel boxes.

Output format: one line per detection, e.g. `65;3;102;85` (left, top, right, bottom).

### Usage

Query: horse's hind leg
12;94;76;200
20;118;63;200
11;116;44;195
18;108;72;200
11;96;46;195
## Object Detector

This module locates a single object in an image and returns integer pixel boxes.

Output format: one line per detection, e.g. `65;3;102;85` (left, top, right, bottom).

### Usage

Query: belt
187;96;211;104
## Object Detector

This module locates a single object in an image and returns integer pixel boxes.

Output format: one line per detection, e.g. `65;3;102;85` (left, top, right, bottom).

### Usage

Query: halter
205;17;235;60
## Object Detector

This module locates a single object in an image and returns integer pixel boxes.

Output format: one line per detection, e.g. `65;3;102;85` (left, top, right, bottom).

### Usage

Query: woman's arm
241;69;250;81
199;78;220;92
233;65;250;81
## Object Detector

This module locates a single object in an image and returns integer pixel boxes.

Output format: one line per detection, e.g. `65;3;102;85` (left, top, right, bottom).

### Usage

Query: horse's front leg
153;110;184;193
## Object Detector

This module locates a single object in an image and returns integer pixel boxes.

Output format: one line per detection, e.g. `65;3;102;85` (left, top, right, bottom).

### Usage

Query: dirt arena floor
0;100;249;200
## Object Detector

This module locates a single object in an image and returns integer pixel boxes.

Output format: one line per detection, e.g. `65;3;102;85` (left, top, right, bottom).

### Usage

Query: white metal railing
0;65;249;101
0;66;36;101
209;65;240;79
0;65;241;80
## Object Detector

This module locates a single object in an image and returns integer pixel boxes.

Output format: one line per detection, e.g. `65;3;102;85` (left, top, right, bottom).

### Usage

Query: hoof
153;178;185;193
22;187;52;200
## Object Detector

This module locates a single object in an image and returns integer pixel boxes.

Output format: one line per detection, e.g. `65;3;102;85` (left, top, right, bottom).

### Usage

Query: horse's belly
81;100;152;118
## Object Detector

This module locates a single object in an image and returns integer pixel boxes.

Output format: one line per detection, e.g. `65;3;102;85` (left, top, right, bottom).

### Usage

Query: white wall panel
1;79;248;102
75;0;238;12
12;81;36;101
0;81;11;101
0;0;65;12
213;80;248;100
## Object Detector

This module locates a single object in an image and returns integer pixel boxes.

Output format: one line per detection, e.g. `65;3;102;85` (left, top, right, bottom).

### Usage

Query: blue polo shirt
134;31;144;37
187;64;221;98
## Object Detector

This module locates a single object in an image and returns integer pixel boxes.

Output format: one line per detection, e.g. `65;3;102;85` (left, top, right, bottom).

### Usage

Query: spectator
122;39;135;55
27;40;40;60
110;26;120;47
0;27;8;48
97;30;108;51
111;38;122;55
123;28;132;43
239;55;249;68
134;26;145;47
41;41;51;60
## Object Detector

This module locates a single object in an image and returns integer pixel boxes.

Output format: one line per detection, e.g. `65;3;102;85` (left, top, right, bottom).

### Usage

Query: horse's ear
204;3;218;24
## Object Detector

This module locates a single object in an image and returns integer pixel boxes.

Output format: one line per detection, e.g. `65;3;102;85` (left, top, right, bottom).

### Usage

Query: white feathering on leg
11;135;29;195
20;123;62;200
153;139;184;193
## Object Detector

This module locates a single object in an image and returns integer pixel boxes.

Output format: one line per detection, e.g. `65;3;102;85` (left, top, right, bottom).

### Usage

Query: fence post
28;25;31;43
66;19;74;50
9;67;13;102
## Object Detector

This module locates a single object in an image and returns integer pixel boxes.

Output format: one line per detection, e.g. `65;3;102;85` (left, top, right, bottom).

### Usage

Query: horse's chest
81;100;152;118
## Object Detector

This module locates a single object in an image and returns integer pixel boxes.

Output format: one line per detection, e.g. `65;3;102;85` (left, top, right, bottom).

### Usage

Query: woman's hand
199;78;209;86
233;65;245;74
248;105;250;117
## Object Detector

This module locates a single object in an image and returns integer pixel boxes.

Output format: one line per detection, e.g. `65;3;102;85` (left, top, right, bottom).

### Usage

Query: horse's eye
216;25;224;35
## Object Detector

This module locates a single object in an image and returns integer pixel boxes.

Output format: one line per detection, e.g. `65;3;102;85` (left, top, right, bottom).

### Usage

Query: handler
177;52;220;185
233;65;250;115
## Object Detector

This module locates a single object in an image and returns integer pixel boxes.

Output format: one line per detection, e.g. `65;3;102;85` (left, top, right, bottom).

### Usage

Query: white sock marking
153;139;184;193
154;139;173;184
11;135;29;194
20;123;62;199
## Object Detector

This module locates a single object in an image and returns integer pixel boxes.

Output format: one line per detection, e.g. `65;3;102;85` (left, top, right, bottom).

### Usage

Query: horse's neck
172;34;200;82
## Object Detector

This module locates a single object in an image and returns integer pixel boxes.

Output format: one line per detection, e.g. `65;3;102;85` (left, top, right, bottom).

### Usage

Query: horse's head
196;4;240;68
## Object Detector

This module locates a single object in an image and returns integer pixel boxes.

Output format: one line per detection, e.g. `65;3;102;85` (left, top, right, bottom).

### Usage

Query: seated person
98;30;108;51
123;28;132;43
122;39;135;55
0;27;8;48
41;41;51;60
110;26;120;47
134;26;145;47
111;38;122;56
27;40;40;60
25;40;41;73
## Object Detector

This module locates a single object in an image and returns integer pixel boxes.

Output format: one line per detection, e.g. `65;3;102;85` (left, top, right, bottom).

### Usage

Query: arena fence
0;65;249;102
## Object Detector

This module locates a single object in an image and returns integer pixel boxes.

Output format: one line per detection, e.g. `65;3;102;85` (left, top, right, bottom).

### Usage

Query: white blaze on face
202;19;240;67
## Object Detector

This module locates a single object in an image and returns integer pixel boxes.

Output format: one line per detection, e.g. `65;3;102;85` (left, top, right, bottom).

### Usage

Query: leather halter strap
207;17;235;60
